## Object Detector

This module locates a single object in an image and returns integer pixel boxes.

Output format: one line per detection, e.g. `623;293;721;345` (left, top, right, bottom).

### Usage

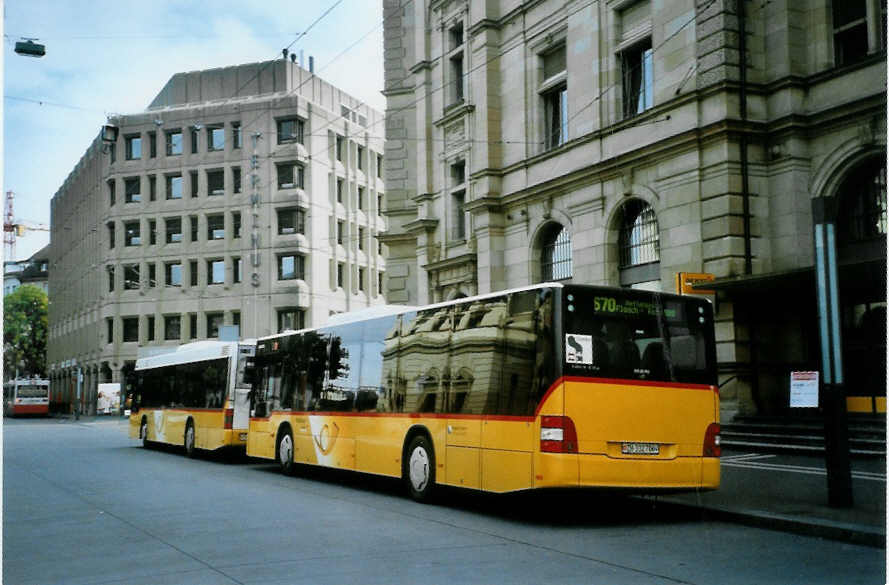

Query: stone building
48;59;388;414
381;0;886;419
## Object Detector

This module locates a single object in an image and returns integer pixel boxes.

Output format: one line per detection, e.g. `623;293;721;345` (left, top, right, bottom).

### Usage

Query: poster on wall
97;383;121;415
789;371;819;408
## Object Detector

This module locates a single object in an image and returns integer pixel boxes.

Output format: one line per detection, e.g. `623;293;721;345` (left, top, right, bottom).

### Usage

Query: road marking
722;455;886;482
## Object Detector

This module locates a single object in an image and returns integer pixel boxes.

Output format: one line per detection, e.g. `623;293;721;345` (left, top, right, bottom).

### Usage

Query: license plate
239;433;248;441
621;442;659;455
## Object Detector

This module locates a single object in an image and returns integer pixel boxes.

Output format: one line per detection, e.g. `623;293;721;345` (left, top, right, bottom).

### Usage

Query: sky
3;0;385;261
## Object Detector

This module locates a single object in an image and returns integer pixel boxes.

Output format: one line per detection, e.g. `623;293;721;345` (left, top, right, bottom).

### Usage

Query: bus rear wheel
277;428;294;475
184;421;196;458
404;435;435;503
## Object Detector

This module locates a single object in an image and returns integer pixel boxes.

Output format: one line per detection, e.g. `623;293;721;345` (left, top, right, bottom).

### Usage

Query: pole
812;197;853;507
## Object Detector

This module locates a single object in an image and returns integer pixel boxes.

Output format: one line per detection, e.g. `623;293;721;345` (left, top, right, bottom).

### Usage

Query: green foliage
4;285;48;378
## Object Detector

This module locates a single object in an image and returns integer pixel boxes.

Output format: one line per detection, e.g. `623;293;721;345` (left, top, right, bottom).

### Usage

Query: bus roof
136;340;255;371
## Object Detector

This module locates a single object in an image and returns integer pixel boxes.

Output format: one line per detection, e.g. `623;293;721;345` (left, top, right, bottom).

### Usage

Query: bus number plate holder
621;442;659;455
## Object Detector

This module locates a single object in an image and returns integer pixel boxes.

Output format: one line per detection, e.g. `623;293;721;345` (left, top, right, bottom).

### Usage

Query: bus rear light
540;415;577;453
703;423;721;457
224;408;234;429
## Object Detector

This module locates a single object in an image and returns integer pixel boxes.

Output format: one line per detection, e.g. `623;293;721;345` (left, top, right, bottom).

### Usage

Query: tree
4;285;48;378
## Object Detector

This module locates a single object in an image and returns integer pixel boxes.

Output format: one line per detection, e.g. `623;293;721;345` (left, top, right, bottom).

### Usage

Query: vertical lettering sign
250;137;261;287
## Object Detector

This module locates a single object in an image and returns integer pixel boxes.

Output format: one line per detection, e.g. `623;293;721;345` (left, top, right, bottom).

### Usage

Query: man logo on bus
565;334;593;365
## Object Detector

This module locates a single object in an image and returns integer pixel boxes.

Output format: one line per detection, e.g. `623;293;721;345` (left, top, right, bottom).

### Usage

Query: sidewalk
647;456;886;547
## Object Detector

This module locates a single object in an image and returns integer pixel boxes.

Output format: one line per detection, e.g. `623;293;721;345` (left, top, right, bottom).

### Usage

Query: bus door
233;346;254;430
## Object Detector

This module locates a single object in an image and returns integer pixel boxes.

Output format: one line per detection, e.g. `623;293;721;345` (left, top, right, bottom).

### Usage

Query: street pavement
3;416;886;585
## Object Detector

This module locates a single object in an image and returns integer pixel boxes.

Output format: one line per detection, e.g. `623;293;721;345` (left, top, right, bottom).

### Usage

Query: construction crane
4;191;49;260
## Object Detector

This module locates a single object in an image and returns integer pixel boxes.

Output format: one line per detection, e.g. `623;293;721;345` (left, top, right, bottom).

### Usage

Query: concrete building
382;0;886;419
48;59;387;414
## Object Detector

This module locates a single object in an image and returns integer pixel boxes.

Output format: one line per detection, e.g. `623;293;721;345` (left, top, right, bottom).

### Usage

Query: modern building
381;0;886;419
48;59;388;414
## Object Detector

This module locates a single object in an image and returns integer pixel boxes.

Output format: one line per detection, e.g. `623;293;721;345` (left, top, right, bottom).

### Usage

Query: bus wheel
184;421;196;458
277;428;294;475
404;435;435;503
140;418;149;448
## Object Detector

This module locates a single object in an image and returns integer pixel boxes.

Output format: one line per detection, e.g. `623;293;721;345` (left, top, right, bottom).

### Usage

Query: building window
233;257;242;283
277;208;305;235
617;199;660;287
357;145;365;170
232;121;242;149
190;260;198;287
206;169;224;196
166;129;183;155
277;308;305;333
189;314;198;340
206;312;224;338
233;167;242;194
337;262;344;288
124;221;141;246
358;226;366;250
148;131;157;158
148;263;156;287
149;220;157;245
277;117;305;144
336;135;345;162
377;193;384;215
358;187;365;210
123;317;139;342
336;178;344;203
124;178;140;203
232;212;241;239
207;215;225;241
838;157;887;243
207;259;225;285
190;170;199;198
277;162;304;189
147;316;155;341
107;265;115;292
622;38;653;118
164;315;181;341
190;127;199;154
106;318;114;344
149;176;157;201
540;223;573;281
232;311;240;331
107;222;116;249
125;135;141;160
358;267;366;291
540;45;567;150
278;254;305;280
207;125;224;151
166;174;182;200
108;179;116;206
832;0;886;66
191;216;199;242
124;264;140;290
337;220;345;245
165;262;182;287
378;271;384;295
377;154;383;178
165;217;182;244
450;160;467;240
447;21;465;106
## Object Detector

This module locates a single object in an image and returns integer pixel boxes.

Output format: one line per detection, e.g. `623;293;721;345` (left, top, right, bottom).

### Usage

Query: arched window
617;199;660;287
837;158;887;245
540;223;572;281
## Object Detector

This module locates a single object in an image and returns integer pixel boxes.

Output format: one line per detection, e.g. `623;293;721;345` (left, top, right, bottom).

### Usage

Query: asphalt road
3;417;885;585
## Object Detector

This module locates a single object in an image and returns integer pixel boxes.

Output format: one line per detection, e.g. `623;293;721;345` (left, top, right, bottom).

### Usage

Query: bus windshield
563;287;716;385
16;384;49;398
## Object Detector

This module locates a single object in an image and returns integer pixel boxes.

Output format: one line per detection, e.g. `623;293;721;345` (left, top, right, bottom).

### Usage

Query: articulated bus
247;284;720;501
3;378;50;416
128;341;255;456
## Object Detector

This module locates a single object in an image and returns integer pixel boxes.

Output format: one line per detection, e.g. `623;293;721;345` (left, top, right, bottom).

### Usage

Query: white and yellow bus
129;340;255;456
247;283;720;501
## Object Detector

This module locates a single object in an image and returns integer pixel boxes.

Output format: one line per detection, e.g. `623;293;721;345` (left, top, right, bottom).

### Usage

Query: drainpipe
739;0;752;275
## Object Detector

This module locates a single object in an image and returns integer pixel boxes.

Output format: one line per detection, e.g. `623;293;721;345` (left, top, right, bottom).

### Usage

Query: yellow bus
247;284;719;501
129;340;255;456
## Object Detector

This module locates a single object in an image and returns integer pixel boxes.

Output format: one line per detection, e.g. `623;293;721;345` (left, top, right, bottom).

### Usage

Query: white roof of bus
256;283;565;344
136;339;256;371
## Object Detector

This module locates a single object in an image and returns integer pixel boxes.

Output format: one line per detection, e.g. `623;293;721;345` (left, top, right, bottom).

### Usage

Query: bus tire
140;418;150;448
184;420;196;458
404;434;436;503
277;427;294;475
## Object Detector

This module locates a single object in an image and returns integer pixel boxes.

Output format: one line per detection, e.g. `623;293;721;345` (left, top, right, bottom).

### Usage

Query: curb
650;497;885;548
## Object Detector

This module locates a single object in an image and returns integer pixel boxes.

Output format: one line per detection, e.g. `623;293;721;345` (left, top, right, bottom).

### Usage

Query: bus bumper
534;452;720;491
